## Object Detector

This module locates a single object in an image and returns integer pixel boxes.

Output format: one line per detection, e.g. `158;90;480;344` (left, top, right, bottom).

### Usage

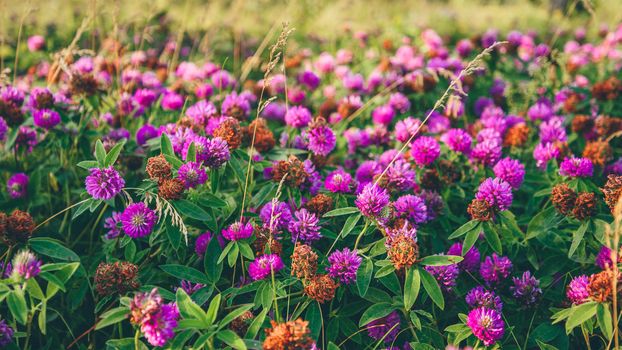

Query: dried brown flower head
602;174;622;211
588;270;620;303
242;118;275;153
571;115;593;133
503;123;530;147
158;178;185;200
572;192;597;221
213;117;242;150
252;229;283;256
592;77;621;101
304;274;338;303
230;310;254;336
271;156;308;187
4;210;35;245
304;194;334;216
69;73;99;96
94;261;140;297
420;169;442;191
291;243;318;279
146;154;172;183
263;319;315;350
551;184;577;216
319;99;337;118
594;115;621;138
582;140;612;167
467;199;494;222
0;99;24;126
387;235;419;270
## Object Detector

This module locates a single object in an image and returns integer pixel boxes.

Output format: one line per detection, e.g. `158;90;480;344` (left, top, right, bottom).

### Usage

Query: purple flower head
424;259;460;292
411;136;440;167
177;162;208;189
466;307;505;346
221;92;251;119
528;99;553;121
222;218;255;241
447;242;481;272
0;117;8;141
187;136;230;168
474;97;495;116
533;142;560;170
302;159;323;196
103;211;123;239
120;202;157;238
180;281;205;295
161;91;184;111
367;311;400;343
195;232;212;256
0;318;14;347
480;253;513;285
33;109;61;129
477;128;502;144
133;88;158;108
186;100;217;126
85;166;125;200
298;70;320;90
285;106;312;128
130;288;179;347
356;183;390;218
385;160;417;191
493;158;525;189
421;190;444;221
466;286;503;311
566;275;590;305
288;209;321;243
327;248;362;284
325;169;352;193
441;128;472;154
481;29;499;48
11;250;41;280
471;139;502;167
7;173;28;199
108;128;131;142
475;178;513;211
559;157;593;178
307;124;336;156
261;102;286;121
248;254;284;281
595;246;618;270
395;117;422;143
388;92;410;113
28;87;54;110
510;271;542;306
27;35;45;52
259;201;293;233
372;105;396;125
136;124;159;146
539;117;567;144
15;126;38;153
355;161;381;188
394;195;428;224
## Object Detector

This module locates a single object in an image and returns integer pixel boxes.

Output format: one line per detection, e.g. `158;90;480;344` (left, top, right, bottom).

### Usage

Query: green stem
271;269;280;323
354;221;370;251
2;245;13;276
134;329;140;350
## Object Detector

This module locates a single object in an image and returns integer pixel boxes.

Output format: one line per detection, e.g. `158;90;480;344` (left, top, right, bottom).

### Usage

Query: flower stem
134;329;140;350
354;221;370;251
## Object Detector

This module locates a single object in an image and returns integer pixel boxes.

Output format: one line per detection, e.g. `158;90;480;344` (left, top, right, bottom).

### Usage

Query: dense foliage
1;18;622;350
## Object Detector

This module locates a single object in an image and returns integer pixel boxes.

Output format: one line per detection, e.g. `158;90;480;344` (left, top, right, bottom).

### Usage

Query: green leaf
95;139;106;167
597;303;613;340
404;267;420;310
323;207;359;218
25;279;45;300
340;214;361;237
176;288;209;326
245;307;268;339
419;267;444;310
160;264;210;284
186;142;197;162
568;221;588;258
374;264;395;278
216;329;246;350
483;222;503;254
419;255;463;266
205;294;222;326
161;134;174;156
205;238;223;282
219;304;253;328
462;228;479;255
448;220;480;239
104;139;125;167
199;193;228;208
7;289;28;324
38;301;47;334
526;206;560;240
358;303;395;327
30;238;80;261
95;306;130;330
565;301;597;334
77;160;99;170
174;200;211;221
357;258;373;297
40;272;67;292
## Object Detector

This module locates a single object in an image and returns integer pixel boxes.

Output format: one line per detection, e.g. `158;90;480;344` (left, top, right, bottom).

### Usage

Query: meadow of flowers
1;9;622;350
